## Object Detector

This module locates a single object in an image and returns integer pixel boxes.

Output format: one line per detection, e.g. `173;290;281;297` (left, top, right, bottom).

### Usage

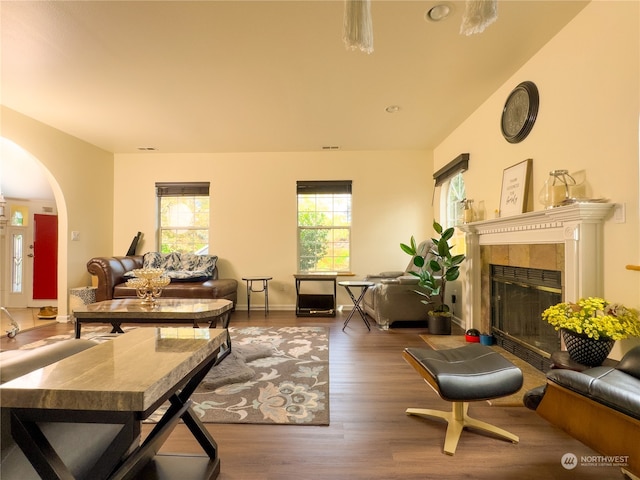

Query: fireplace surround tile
462;203;613;335
479;244;564;333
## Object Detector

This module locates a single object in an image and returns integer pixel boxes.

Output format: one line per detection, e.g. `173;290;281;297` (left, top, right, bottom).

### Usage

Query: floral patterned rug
152;325;330;425
16;325;330;426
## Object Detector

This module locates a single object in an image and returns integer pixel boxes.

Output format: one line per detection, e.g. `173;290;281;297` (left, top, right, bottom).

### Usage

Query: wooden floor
1;310;626;479
0;307;57;336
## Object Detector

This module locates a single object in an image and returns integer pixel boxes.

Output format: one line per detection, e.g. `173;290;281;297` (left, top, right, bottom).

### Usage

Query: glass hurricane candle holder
126;268;171;305
539;170;577;209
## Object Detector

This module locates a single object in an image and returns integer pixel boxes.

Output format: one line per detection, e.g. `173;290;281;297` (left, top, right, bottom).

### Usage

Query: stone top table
0;327;229;479
73;297;233;338
1;327;227;413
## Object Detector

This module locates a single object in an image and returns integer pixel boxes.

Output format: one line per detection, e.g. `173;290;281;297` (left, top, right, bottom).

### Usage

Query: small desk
294;272;337;317
0;327;230;480
73;298;233;338
242;276;272;317
339;281;374;331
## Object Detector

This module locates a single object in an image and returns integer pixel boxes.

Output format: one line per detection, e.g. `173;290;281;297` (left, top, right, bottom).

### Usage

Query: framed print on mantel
499;159;532;217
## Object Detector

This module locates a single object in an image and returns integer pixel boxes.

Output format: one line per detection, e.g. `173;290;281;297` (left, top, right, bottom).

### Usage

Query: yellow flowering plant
542;297;640;341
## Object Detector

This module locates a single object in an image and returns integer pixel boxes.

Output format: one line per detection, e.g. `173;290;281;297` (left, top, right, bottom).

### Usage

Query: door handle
27;253;34;258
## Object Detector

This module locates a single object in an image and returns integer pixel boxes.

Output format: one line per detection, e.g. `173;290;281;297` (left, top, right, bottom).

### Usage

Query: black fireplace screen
491;265;562;369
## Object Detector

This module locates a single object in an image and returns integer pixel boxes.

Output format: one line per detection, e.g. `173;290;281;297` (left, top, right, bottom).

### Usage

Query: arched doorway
0;138;58;309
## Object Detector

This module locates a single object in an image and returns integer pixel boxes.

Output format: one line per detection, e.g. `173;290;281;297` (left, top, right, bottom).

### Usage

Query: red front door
33;214;58;300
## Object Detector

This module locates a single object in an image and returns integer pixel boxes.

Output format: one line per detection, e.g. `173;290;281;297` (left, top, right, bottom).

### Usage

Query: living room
1;2;638;353
0;1;639;478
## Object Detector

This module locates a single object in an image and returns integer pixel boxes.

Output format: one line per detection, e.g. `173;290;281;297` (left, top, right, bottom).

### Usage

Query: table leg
110;322;125;334
342;286;371;331
10;408;139;480
246;279;269;317
207;311;231;329
246;280;252;318
158;351;226;460
263;279;269;316
354;296;371;330
75;319;82;339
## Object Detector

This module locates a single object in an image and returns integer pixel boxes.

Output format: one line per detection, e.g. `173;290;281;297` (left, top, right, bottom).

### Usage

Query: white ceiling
0;1;589;197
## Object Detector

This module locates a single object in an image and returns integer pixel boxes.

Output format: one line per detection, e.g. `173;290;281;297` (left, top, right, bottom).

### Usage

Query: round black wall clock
501;81;539;144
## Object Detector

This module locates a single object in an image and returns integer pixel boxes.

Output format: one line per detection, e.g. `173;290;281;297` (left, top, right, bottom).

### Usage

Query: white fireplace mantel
459;203;614;329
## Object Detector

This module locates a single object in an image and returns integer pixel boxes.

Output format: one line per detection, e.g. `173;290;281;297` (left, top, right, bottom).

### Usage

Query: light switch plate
614;203;626;224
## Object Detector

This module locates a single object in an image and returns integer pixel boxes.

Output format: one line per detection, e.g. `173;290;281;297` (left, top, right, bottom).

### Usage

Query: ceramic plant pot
561;328;614;367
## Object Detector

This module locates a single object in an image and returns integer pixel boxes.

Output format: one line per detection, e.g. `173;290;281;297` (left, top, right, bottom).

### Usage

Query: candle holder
539;170;577;209
126;268;171;305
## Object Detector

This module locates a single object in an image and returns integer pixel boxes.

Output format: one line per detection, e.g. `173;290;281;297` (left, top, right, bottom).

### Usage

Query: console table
294;272;337;317
0;327;230;480
73;298;233;338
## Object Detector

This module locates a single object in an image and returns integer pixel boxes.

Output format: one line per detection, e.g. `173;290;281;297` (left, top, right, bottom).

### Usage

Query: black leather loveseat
526;345;640;477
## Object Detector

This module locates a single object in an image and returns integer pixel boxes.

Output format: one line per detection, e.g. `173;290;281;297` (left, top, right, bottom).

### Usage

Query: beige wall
114;150;433;308
1;106;114;315
433;1;640;353
4;0;638;331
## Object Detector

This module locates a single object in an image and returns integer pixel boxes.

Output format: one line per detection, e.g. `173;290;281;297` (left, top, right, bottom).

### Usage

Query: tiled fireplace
460;203;613;370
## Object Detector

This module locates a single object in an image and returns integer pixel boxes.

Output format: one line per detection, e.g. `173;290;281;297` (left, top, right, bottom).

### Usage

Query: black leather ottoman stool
403;343;523;455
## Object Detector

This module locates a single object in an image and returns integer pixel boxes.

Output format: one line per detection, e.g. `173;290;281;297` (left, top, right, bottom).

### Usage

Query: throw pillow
142;252;182;271
180;253;218;277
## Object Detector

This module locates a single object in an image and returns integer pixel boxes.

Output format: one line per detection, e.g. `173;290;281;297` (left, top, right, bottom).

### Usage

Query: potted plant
542;297;640;366
401;220;465;335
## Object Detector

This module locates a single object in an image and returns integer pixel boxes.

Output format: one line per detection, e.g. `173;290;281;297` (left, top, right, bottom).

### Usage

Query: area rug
13;325;330;425
10;326;132;350
151;325;330;425
419;334;546;407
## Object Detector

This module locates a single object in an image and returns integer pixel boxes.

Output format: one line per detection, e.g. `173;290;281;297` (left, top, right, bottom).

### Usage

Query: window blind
156;182;210;197
433;153;469;187
296;180;352;195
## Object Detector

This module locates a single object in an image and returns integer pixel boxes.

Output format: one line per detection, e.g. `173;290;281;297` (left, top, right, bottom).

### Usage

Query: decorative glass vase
561;328;614;367
539;170;576;209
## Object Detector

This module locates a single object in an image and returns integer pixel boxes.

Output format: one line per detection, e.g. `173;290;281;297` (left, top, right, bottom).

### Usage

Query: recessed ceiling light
426;4;452;22
385;105;401;113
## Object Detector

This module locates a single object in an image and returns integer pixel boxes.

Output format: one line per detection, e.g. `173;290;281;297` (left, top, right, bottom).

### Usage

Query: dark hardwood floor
1;310;624;479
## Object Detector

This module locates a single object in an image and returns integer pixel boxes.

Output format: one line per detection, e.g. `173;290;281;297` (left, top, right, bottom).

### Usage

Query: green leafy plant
542;297;640;341
400;221;465;315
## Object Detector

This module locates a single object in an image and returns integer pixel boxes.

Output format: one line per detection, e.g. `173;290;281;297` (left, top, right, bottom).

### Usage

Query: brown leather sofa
87;255;238;307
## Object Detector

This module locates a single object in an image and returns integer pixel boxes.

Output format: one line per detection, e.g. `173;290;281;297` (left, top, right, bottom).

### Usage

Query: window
156;182;210;254
445;173;466;228
434;153;469;229
11;233;23;293
297;180;351;272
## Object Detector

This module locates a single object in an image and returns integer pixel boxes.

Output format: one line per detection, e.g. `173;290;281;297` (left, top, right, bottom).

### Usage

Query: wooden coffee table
73;298;233;339
0;327;230;479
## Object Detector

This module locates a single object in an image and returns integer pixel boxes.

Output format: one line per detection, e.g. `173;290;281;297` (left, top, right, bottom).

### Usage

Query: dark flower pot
561;328;615;367
428;312;452;335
